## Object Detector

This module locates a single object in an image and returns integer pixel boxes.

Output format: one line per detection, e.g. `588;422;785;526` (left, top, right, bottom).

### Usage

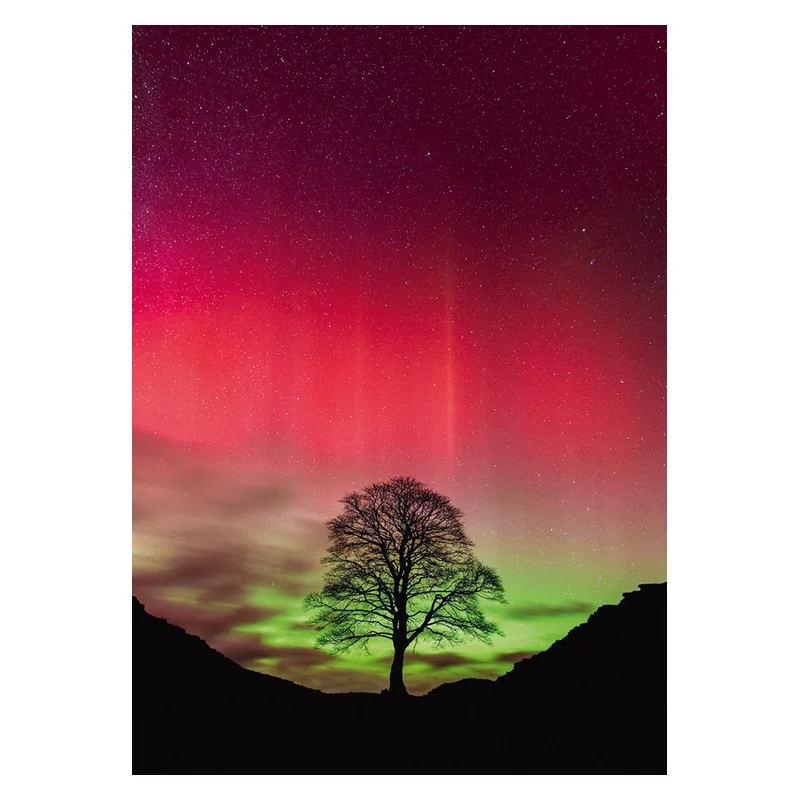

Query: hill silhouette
133;583;666;774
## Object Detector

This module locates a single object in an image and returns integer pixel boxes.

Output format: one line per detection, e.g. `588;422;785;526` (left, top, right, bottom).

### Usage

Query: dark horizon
133;581;667;774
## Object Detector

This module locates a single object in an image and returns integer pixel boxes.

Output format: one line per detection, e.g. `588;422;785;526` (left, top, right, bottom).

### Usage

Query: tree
304;476;506;695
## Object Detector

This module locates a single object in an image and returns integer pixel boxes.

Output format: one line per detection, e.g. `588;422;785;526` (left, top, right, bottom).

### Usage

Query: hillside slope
426;583;666;773
133;584;666;774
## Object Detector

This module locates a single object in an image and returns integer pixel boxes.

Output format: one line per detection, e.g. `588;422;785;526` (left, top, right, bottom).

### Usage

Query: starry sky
132;25;666;695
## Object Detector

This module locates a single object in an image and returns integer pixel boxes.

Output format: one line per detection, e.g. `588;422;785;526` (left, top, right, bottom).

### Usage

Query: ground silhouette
133;583;666;774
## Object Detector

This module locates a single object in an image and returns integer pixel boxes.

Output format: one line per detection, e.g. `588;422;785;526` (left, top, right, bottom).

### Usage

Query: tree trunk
389;643;408;695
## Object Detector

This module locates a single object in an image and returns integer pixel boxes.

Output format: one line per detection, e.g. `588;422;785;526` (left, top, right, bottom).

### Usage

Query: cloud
133;431;329;631
493;650;540;663
502;601;596;621
134;545;245;600
132;499;150;523
211;485;292;517
376;648;537;675
213;636;335;669
406;652;476;670
132;429;296;524
139;598;280;641
290;667;388;695
134;538;289;605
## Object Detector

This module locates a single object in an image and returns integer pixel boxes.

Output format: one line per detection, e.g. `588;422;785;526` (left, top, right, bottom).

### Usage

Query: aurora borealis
133;25;666;694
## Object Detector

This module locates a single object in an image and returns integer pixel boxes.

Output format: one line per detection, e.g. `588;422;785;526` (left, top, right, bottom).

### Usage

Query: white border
3;2;797;798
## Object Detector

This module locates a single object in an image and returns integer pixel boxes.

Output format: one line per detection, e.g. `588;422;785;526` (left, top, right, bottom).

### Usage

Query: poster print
133;25;666;775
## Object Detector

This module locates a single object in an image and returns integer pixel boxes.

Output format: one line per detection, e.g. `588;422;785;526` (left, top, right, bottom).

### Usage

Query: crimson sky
133;25;666;694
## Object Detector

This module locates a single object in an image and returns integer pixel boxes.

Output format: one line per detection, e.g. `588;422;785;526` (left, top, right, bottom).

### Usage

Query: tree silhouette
304;476;506;694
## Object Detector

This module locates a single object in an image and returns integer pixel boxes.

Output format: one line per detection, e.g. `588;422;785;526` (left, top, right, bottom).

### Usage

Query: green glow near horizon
134;523;665;694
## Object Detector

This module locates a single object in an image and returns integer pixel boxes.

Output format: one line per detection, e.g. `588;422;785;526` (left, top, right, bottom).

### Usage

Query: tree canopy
304;476;506;694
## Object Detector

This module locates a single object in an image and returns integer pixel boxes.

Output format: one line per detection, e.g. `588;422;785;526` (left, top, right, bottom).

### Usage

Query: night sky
132;25;666;694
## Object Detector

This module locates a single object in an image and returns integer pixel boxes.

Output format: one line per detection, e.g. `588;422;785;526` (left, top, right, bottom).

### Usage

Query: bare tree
304;476;506;694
